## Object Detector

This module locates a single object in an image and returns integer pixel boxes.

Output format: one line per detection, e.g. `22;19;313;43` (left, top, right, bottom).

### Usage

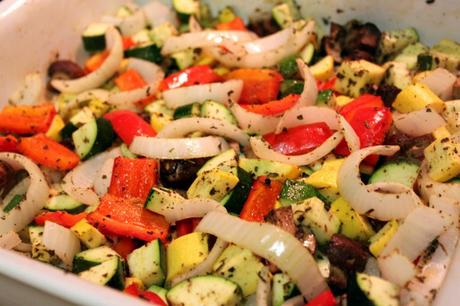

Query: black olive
326;234;369;273
48;60;85;80
376;84;401;107
159;158;209;189
247;16;281;37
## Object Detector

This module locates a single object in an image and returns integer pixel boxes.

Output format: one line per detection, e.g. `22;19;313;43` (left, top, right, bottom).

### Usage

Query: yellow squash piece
45;115;65;141
334;95;354;107
334;60;385;97
392;83;444;113
304;159;344;190
70;219;107;249
239;158;300;180
424;136;460;182
310;55;334;81
88;98;110;118
369;220;399;257
187;168;239;201
330;197;375;241
432;126;451;140
124;277;144;290
166;232;209;282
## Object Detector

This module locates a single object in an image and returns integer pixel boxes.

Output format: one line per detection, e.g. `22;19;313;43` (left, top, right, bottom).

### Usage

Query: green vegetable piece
279;56;299;79
279;179;326;206
3;194;24;213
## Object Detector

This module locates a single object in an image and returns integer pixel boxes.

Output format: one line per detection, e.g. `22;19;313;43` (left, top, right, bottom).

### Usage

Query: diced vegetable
104;110;156;145
71;219;107;249
392;83;444;113
72;118;115;160
334;60;385;97
127;239;166;287
0;104;56;135
159;65;222;91
241;94;299;116
34;211;88;228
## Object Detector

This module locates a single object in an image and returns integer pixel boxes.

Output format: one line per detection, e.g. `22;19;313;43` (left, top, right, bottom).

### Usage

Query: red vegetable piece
0;135;19;152
104;110;156;145
159;65;222;91
241;94;300;115
0;104;56;135
305;289;337;306
240;177;283;222
34;211;87;228
216;17;247;31
115;69;147;91
112;237;137;260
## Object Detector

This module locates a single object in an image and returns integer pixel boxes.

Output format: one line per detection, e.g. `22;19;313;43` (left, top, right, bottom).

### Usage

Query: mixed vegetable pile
1;0;460;305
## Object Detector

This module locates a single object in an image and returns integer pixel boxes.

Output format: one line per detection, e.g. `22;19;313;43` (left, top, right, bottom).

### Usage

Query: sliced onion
256;267;272;306
209;21;315;68
163;80;243;109
378;250;415;286
162;31;257;55
62;148;121;206
157;118;250;146
0;153;49;234
417;161;460;202
337;146;421;221
419;68;457;100
0;231;22;250
188;15;202;33
295;59;318;107
142;1;178;28
230;103;281;135
93;158;116;197
393;108;446;137
171;238;228;287
281;296;305;306
130;136;229;159
9;72;44;105
196;211;329;300
108;58;164;105
428;194;459;228
380;206;450;261
250;132;343;166
150;197;227;224
401;226;459;306
43;221;80;270
338;114;360;152
443;100;460;133
51;27;123;93
118;9;146;36
275;106;340;134
364;257;381;277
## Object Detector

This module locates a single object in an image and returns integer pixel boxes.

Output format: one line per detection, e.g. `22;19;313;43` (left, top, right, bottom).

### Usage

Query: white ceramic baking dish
0;0;459;305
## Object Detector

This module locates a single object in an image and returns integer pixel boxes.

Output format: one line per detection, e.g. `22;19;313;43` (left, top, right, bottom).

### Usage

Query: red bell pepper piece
216;17;247;31
317;77;336;91
108;157;158;202
0;104;56;135
115;69;147;91
263;122;334;156
112;237;137;260
241;94;299;115
34;211;88;228
240;177;283;222
85;50;109;73
305;290;337;306
122;36;136;50
225;69;283;104
0;135;19;152
175;218;201;237
17;134;80;170
159;65;223;91
87;194;169;242
124;283;167;306
104;110;156;145
337;94;384;118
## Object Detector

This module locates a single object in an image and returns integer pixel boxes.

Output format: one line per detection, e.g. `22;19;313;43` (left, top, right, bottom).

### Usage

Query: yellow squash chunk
424;136;460;182
187;169;239;201
334;60;385;97
432;126;451;140
330;197;375;241
239;158;299;180
124;277;144;290
304;159;344;190
166;232;209;282
46;115;65;142
88;98;110;118
310;55;334;81
392;83;444;113
369;220;399;257
443;100;460;133
70;219;106;249
334;95;354;107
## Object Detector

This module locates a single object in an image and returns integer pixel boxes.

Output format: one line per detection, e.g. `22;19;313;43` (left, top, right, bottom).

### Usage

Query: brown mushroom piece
326;234;369;273
159;158;209;189
265;207;297;236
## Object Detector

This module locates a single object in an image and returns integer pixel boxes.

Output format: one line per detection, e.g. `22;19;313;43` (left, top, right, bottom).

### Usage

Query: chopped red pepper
305;290;337;306
241;94;299;115
112;237;137;260
104;110;156;145
115;69;147;91
240;177;283;222
124;283;167;306
225;69;283;104
108;157;158;202
216;17;247;31
317;77;336;91
87;194;169;242
0;104;56;135
85;50;109;73
159;65;223;91
34;211;88;228
337;94;384;118
175;218;201;237
0;135;19;152
17;134;80;170
263;122;334;156
122;36;136;50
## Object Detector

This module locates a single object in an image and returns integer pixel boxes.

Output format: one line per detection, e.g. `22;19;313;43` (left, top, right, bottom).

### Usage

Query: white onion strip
130;136;229;159
338;115;360;152
419;68;457;100
171;238;228;287
142;1;178;28
43;221;80;270
0;153;49;234
231;103;281;135
393;108;446;137
417;161;460;202
157;118;250;146
162;31;256;55
378;250;415;287
93;158;116;197
209;21;315;68
295;59;318;107
256;267;272;306
108;58;164;105
337;146;421;221
0;231;22;250
118;9;146;36
250;132;343;166
196;211;329;300
163;80;243;109
275;106;340;134
51;27;123;94
62;148;121;206
380;206;450;261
